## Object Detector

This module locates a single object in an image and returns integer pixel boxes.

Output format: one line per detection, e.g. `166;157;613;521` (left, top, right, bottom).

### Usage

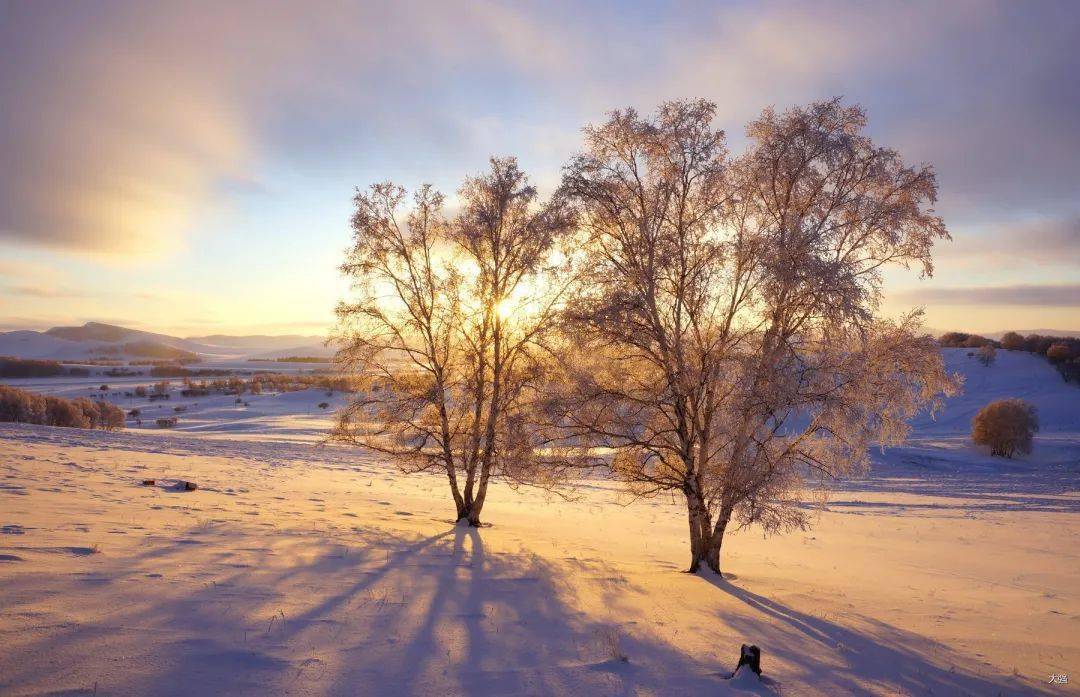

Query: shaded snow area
0;348;1077;696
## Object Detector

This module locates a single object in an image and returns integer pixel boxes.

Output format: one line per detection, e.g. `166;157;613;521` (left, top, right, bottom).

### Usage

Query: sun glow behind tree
333;158;577;526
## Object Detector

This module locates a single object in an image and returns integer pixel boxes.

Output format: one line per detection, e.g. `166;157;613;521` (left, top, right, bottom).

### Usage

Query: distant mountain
187;334;325;351
244;344;336;360
0;322;331;362
46;322;132;343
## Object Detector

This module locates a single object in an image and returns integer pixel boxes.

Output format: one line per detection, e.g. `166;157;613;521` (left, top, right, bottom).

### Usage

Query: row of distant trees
333;98;959;575
940;331;1080;382
0;357;81;378
0;385;124;430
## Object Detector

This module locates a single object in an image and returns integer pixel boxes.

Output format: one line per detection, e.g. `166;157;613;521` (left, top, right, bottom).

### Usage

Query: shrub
0;386;127;430
972;398;1038;458
939;332;995;348
156;417;178;428
95;401;125;430
73;398;102;427
0;385;46;422
134;385;148;397
318;402;330;409
1024;334;1054;355
1000;331;1025;351
150;365;191;377
0;385;124;431
1059;358;1080;384
977;344;996;367
44;396;90;428
104;368;140;377
1046;342;1074;364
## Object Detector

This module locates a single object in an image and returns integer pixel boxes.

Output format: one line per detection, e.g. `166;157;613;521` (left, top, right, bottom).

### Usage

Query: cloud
0;4;252;254
0;2;511;254
935;216;1080;269
672;2;1080;220
1;0;1077;261
1;285;84;299
896;284;1080;307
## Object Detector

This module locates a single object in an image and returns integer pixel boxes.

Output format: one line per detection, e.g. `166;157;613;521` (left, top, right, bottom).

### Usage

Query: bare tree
977;344;997;367
334;158;573;525
556;99;959;574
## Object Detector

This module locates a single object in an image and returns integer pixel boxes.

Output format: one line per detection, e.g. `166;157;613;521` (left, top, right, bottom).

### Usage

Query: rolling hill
0;322;331;361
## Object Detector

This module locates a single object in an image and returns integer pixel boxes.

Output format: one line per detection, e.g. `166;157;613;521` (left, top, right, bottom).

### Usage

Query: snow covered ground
0;349;1076;695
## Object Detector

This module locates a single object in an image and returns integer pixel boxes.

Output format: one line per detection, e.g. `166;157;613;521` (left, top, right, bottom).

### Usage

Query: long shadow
0;521;733;696
815;497;1078;514
326;523;731;695
703;575;1057;696
821;444;1080;515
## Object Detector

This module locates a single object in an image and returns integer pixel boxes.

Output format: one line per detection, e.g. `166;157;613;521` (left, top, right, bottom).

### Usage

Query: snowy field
0;362;343;445
0;349;1077;695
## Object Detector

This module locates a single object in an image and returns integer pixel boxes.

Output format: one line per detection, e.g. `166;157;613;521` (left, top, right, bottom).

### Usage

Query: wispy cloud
1;1;1077;335
896;284;1080;307
3;1;1078;256
935;216;1080;269
1;285;85;299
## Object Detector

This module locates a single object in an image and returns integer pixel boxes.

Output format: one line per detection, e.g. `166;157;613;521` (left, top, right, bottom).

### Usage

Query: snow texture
0;348;1075;695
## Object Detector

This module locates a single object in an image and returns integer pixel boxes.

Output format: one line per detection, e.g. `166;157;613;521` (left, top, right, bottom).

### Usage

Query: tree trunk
455;498;485;527
687;502;704;572
704;507;732;576
467;464;493;526
684;490;712;573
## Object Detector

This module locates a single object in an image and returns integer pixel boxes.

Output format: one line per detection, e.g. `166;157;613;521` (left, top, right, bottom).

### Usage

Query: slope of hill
0;330;86;359
244;343;335;360
912;347;1079;435
187;334;325;351
45;322;133;343
0;322;330;361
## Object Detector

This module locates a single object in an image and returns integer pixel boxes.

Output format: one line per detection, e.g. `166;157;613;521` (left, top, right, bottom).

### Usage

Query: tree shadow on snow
0;522;730;696
702;574;1056;696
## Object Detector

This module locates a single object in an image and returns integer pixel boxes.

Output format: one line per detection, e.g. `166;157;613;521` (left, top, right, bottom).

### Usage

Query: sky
1;0;1078;337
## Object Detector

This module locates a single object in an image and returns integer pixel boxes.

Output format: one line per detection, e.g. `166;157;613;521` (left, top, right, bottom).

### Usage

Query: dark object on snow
141;479;156;486
176;480;198;491
736;644;761;675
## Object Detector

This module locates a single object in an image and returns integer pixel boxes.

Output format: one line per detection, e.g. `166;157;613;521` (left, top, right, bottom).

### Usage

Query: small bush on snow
977;344;996;367
971;398;1038;458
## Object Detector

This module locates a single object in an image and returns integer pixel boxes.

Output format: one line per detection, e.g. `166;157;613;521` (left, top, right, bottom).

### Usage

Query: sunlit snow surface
0;349;1075;695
